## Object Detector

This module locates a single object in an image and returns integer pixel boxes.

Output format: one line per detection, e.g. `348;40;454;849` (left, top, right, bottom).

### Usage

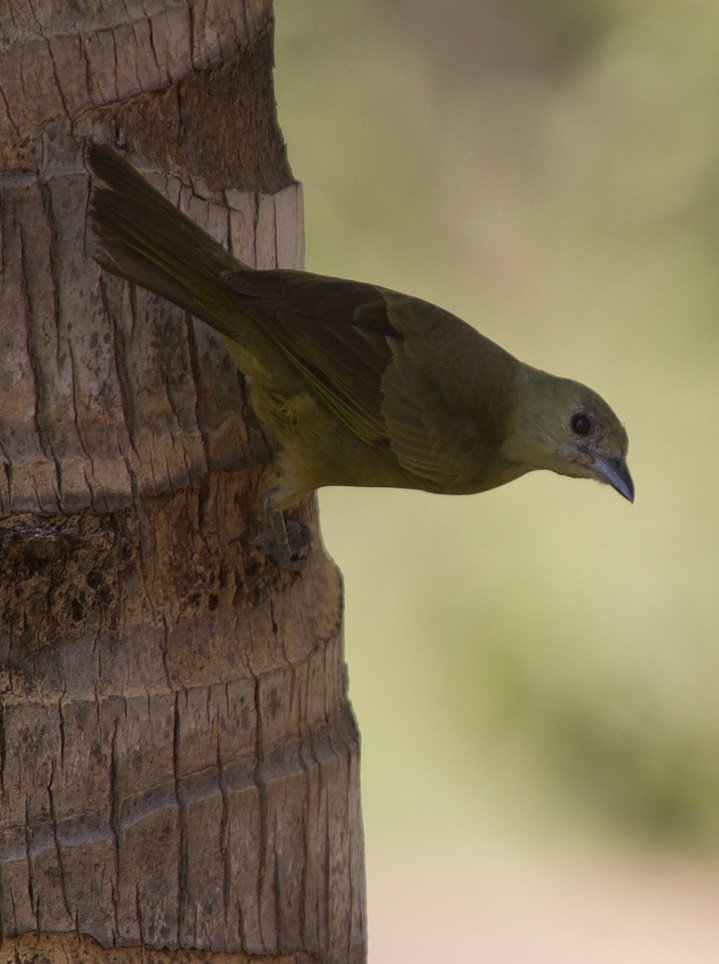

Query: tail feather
88;142;245;335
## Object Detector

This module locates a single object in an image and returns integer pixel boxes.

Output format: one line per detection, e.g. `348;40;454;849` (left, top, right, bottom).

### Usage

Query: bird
87;142;633;570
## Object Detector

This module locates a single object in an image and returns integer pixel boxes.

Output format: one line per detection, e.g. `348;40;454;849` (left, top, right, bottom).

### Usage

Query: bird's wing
222;270;491;487
222;270;399;443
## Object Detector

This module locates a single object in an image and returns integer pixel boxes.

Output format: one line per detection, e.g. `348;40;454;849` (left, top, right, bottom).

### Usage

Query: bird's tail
88;142;245;336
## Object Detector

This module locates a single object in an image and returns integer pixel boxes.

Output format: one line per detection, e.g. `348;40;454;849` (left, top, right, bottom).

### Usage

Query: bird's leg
283;517;314;553
246;488;312;571
268;509;312;570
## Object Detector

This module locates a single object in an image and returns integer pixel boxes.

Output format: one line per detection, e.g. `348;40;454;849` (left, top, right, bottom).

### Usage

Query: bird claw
284;519;313;553
245;514;312;572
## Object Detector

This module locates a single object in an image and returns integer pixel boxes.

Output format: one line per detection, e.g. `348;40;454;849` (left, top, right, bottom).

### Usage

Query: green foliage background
274;0;719;849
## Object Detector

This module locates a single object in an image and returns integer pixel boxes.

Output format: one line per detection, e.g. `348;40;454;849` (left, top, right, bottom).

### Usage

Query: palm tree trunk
0;3;366;961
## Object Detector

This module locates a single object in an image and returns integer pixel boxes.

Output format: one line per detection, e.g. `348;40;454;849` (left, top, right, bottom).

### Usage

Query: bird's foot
284;519;313;553
245;512;312;572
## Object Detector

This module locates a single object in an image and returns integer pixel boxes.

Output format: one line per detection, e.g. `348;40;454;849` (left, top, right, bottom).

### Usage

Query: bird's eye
571;413;592;436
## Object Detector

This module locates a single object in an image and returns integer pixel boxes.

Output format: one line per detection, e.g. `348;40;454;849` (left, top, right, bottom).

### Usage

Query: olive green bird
88;142;633;570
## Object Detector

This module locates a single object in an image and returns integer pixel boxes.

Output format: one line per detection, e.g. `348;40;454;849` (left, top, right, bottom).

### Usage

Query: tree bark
0;3;366;962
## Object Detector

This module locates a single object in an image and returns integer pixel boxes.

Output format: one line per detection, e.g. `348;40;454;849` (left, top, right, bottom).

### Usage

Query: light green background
274;2;719;957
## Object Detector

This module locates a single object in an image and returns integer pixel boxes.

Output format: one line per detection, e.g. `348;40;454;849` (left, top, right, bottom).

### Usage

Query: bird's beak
592;454;634;503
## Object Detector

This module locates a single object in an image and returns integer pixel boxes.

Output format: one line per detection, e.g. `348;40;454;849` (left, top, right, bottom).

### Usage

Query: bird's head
503;368;634;502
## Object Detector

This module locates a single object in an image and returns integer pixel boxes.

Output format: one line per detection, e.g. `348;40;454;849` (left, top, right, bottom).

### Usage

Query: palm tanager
88;143;633;570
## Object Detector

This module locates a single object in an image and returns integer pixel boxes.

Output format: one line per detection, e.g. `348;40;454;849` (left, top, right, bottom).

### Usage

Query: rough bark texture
0;2;366;962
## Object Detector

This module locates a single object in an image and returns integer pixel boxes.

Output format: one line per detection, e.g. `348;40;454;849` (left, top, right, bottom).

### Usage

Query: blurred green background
274;1;719;957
